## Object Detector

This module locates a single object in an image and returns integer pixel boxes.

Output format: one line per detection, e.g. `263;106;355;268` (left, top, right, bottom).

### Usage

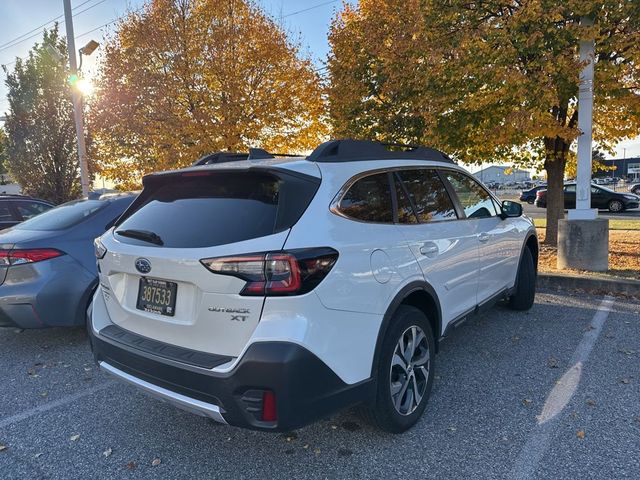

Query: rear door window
0;203;14;223
116;171;318;248
395;169;457;223
337;173;393;223
13;200;52;220
444;171;498;218
15;200;106;231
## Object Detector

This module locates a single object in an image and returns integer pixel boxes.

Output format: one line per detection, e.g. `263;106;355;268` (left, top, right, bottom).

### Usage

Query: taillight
0;248;64;266
200;247;338;296
536;191;544;198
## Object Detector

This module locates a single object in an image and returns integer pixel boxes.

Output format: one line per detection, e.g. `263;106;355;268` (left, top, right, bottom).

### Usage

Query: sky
0;0;639;160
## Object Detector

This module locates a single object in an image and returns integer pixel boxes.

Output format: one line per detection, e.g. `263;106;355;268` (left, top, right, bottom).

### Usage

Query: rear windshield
15;200;106;231
115;170;319;248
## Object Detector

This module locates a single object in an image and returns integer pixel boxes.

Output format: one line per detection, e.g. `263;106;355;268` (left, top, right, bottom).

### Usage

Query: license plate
136;277;177;316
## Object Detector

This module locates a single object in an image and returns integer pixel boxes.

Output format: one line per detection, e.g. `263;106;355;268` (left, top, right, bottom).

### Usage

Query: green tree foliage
328;0;640;245
89;0;328;189
3;25;82;203
0;128;7;177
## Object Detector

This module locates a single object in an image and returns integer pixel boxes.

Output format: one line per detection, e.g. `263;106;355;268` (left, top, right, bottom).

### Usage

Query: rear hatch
98;166;320;358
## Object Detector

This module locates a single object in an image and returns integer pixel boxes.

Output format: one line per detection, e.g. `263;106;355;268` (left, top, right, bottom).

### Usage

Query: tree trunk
543;146;567;247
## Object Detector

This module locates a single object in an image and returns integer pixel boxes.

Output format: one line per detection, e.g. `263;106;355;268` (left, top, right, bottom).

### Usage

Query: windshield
15;200;107;231
594;184;616;194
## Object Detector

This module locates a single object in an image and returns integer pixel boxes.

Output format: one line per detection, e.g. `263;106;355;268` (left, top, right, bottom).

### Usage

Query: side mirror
501;200;522;219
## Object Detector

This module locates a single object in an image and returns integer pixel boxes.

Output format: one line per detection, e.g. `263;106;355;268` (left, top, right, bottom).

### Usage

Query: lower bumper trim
99;361;227;424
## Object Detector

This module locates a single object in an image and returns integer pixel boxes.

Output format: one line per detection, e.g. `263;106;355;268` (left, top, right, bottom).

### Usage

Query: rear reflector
0;248;64;266
200;248;338;296
261;391;277;422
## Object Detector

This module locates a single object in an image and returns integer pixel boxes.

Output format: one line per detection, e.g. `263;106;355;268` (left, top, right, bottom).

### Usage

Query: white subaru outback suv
89;140;538;433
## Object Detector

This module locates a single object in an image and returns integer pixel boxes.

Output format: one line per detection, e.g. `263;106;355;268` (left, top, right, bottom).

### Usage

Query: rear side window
444;171;498;218
337;173;393;223
116;171;318;248
14;200;52;220
395;169;457;223
15;200;106;231
0;203;13;222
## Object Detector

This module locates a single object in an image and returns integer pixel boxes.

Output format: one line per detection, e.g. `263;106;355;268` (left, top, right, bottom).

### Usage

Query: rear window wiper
116;229;164;246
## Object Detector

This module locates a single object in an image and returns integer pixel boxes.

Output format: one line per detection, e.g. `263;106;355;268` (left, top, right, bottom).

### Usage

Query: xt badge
208;306;250;322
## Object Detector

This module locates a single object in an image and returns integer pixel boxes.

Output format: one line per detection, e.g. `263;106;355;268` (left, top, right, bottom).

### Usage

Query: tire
608;200;624;213
363;305;435;433
509;246;536;311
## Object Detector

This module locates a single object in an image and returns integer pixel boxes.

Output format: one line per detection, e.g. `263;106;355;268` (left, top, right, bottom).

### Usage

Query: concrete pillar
557;218;609;271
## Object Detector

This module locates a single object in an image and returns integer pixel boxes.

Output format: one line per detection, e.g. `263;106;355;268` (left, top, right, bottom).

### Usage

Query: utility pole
557;16;608;272
63;0;90;197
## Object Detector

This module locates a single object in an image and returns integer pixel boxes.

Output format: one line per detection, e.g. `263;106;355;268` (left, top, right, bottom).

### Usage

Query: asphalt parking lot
1;290;639;480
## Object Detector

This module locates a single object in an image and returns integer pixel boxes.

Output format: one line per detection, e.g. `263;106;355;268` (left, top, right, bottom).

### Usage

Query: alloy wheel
389;325;430;416
609;200;623;212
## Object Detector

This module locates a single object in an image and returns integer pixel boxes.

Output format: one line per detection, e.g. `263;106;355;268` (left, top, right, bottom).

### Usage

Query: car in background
631;183;640;196
519;185;547;204
0;193;135;328
534;183;640;212
0;194;54;230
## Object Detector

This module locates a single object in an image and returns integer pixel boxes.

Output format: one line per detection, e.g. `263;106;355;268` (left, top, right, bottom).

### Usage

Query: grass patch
537;229;640;280
533;217;640;230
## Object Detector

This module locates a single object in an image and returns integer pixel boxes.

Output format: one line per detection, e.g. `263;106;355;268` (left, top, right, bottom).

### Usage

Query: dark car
534;183;640;212
0;195;54;230
519;185;547;204
0;193;135;328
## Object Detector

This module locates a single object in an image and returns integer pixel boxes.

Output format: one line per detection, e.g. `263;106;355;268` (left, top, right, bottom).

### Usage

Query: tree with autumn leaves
328;0;640;245
89;0;327;189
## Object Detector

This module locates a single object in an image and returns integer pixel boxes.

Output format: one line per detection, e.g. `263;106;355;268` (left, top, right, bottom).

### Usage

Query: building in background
473;165;531;185
597;157;640;182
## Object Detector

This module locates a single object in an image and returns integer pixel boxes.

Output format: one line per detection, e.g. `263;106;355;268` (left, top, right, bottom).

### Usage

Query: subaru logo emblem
135;258;151;274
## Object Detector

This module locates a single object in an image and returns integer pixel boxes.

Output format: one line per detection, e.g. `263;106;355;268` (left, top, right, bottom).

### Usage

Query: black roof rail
306;139;455;164
191;148;284;166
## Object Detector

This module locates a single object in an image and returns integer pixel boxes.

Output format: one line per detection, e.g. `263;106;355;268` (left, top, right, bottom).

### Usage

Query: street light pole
569;16;597;220
63;0;90;197
557;16;608;272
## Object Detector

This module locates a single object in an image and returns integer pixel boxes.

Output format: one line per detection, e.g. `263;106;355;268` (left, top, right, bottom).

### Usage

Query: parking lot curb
538;272;640;297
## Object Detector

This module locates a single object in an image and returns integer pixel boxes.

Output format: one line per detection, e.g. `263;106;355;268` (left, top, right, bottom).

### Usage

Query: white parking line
509;295;615;480
0;381;114;429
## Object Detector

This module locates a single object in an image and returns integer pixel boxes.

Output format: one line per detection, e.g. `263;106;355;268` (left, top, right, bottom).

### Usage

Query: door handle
478;232;490;243
420;242;439;256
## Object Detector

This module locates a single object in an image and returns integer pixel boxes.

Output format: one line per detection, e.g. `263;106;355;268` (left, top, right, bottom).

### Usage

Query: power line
0;0;95;50
0;0;107;54
282;0;339;18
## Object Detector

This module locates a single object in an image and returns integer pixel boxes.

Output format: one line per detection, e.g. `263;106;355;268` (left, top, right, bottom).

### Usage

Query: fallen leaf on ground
547;356;559;368
314;448;321;455
103;448;112;458
586;399;596;407
621;378;631;384
0;444;7;452
126;461;137;470
151;458;161;466
522;398;532;406
35;453;43;458
69;434;80;442
576;430;585;439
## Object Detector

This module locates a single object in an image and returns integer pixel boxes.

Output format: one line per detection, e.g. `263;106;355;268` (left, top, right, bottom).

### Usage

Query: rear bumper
0;256;95;328
88;315;372;431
